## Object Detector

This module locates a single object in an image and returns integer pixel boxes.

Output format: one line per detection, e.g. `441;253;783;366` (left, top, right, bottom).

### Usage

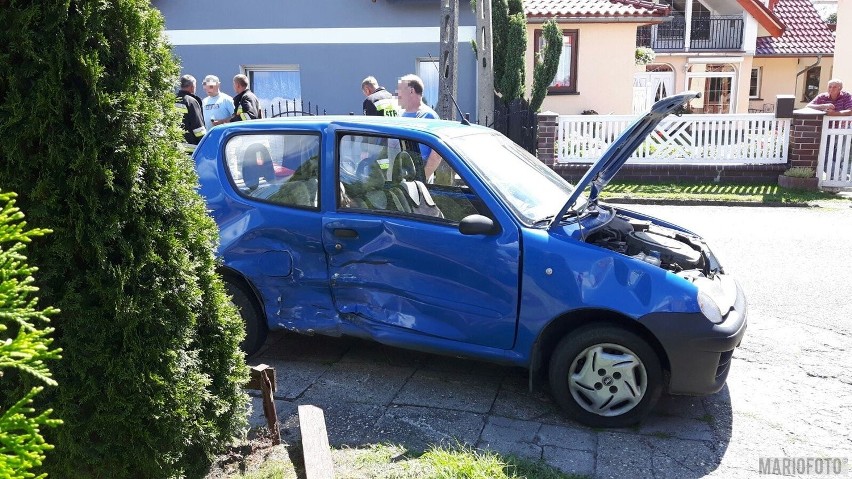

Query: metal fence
478;98;538;154
262;99;326;118
637;14;744;51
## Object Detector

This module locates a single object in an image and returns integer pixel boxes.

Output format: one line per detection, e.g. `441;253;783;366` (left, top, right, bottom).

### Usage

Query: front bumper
640;279;747;395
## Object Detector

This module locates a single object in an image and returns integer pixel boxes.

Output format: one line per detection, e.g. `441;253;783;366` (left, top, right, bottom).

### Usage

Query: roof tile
524;0;669;18
755;0;834;55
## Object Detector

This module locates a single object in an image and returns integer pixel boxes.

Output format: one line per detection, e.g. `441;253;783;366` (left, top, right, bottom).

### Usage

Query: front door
323;132;521;350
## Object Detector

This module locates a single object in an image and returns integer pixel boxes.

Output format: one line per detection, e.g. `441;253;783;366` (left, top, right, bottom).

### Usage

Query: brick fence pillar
536;111;559;166
788;108;825;170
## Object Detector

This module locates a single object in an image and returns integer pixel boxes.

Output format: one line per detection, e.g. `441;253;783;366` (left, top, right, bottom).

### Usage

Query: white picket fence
817;117;852;188
557;113;790;165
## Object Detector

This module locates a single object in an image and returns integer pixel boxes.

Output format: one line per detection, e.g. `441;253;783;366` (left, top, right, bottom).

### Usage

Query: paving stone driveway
247;206;852;478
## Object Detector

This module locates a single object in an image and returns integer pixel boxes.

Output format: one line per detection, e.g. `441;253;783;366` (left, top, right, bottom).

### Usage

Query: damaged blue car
192;92;746;427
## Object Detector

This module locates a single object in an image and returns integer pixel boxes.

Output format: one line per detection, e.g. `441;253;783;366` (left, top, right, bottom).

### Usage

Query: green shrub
530;21;562;112
497;13;527;104
635;47;656;65
783;167;816;178
0;191;62;479
0;2;248;478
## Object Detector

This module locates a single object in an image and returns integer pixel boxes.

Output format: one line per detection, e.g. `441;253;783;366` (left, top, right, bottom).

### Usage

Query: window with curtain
416;58;440;110
749;67;761;98
803;67;820;102
244;65;302;116
534;29;579;94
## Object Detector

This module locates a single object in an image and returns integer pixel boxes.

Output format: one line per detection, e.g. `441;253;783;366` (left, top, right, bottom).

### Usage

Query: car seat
267;154;319;207
347;159;390;210
242;143;276;191
392;151;443;218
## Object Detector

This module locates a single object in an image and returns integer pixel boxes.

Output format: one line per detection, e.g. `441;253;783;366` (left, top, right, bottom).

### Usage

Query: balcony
637;14;744;51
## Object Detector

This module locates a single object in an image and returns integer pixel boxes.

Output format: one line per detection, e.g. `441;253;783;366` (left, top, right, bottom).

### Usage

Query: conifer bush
0;1;248;477
0;191;62;479
492;2;561;110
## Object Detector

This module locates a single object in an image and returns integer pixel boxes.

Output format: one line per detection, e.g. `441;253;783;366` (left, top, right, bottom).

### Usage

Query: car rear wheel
548;325;662;428
225;280;268;357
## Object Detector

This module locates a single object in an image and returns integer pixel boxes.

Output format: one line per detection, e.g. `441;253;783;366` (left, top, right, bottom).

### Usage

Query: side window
224;133;320;208
338;134;489;223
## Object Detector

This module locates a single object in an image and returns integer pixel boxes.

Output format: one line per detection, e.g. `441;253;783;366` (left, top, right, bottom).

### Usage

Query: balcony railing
637;14;744;51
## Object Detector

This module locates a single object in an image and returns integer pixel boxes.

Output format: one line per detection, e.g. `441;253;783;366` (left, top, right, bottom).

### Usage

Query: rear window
224;133;321;209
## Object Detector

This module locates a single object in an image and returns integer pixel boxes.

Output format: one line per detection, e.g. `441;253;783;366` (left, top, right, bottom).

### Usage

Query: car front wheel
548;325;663;428
225;280;268;357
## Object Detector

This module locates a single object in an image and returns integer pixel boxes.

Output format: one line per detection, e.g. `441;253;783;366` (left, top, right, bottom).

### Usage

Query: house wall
152;0;480;119
524;22;638;115
751;57;836;110
834;0;852;83
649;55;756;114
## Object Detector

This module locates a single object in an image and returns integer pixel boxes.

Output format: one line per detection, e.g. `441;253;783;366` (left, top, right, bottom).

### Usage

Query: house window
749;67;761;98
534;29;578;94
686;63;736;113
243;65;302;117
416;58;440;110
803;67;821;102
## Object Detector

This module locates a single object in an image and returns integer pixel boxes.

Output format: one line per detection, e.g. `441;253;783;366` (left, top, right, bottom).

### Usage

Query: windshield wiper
535;210;583;228
532;215;555;227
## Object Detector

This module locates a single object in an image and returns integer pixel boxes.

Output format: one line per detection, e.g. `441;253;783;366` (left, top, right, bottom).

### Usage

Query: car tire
225;280;268;357
548;325;663;428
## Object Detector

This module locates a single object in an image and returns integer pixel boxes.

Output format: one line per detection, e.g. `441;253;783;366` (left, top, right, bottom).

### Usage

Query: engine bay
583;206;721;277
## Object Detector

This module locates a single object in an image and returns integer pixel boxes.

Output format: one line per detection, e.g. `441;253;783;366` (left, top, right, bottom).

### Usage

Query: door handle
333;228;358;238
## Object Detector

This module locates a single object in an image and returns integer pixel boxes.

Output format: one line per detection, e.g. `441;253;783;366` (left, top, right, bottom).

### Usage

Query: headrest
242;143;273;190
392;151;417;182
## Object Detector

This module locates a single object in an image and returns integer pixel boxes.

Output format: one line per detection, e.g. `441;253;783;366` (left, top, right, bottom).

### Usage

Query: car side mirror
458;214;497;235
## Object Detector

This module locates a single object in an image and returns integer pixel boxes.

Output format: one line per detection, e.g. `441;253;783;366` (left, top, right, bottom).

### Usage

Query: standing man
397;74;443;179
201;75;234;130
807;79;852;116
361;76;399;116
175;74;205;145
230;74;261;122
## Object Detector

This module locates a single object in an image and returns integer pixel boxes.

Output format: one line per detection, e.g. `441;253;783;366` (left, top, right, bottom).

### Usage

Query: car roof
209;115;495;140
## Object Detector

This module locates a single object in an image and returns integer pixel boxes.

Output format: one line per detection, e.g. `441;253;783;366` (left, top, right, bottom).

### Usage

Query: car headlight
697;291;724;324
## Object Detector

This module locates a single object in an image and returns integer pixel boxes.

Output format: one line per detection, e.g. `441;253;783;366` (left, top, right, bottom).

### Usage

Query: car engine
584;211;718;276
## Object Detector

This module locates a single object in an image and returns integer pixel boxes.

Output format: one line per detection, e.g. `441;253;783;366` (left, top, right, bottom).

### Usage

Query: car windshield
446;132;587;226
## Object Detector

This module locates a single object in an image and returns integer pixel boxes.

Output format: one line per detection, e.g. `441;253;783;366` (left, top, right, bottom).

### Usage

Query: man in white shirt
201;75;234;130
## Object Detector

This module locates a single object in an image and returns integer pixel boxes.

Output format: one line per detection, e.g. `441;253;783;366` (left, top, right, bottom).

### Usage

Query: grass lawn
215;442;588;479
601;182;851;205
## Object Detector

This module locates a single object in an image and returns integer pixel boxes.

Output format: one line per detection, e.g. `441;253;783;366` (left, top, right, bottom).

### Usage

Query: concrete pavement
245;205;852;478
247;333;731;478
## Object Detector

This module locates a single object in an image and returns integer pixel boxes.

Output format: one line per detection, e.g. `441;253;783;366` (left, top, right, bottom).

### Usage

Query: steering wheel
355;158;376;179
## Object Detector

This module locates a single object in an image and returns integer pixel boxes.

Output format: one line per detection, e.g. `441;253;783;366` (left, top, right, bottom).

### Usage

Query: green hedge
0;191;62;479
0;2;248;477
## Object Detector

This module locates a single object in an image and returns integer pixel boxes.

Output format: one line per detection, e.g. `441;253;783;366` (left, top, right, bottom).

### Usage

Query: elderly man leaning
807;79;852;116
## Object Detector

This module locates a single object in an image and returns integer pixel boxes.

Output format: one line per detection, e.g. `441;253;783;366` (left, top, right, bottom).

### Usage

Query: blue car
193;92;746;427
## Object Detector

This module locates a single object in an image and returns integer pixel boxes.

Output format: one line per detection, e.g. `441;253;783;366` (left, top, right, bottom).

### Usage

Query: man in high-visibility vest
175;75;206;146
362;76;400;117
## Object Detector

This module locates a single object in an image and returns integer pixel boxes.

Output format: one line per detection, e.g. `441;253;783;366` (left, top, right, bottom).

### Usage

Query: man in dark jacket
175;74;206;144
362;76;399;116
230;74;261;122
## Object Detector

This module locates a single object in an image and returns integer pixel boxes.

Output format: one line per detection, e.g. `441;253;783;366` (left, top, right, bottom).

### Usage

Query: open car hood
549;91;700;231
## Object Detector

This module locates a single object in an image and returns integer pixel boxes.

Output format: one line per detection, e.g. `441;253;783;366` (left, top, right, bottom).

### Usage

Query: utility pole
476;0;494;125
439;0;459;120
